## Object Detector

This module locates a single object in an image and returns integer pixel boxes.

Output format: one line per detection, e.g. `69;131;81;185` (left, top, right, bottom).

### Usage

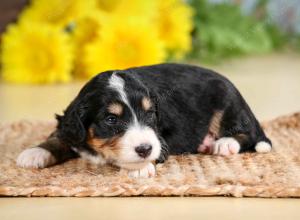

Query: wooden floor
1;52;300;220
1;197;300;220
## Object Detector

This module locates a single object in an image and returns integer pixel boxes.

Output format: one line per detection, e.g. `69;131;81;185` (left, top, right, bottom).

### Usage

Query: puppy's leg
200;115;270;156
199;79;271;156
198;112;242;156
212;108;272;156
17;132;78;168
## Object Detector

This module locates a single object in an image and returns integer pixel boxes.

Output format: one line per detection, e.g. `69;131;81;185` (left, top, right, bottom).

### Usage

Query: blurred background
0;0;299;122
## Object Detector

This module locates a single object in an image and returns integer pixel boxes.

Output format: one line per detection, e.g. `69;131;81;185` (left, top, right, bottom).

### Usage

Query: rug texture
1;112;300;198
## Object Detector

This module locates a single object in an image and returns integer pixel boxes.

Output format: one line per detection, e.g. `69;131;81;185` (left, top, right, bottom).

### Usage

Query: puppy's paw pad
197;133;215;154
17;147;56;168
128;163;156;178
213;137;240;156
198;144;213;154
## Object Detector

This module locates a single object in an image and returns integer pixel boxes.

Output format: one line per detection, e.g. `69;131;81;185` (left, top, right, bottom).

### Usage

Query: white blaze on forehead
108;73;128;106
108;73;137;123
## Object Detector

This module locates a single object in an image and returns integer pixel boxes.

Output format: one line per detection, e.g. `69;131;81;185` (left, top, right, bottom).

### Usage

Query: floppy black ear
56;102;89;148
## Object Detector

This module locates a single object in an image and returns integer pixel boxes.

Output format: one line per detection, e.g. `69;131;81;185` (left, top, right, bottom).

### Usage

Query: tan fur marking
88;138;106;149
100;137;121;161
142;97;152;111
88;128;94;138
234;133;248;145
87;128;121;161
208;111;224;138
108;103;123;116
87;128;106;149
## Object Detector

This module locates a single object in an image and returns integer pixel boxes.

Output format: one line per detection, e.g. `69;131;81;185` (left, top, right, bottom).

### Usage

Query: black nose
135;144;152;158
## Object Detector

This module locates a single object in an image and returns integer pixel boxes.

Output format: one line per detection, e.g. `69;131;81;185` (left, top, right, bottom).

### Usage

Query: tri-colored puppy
17;63;272;178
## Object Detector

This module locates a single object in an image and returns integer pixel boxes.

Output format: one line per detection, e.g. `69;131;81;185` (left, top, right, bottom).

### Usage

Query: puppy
17;63;272;178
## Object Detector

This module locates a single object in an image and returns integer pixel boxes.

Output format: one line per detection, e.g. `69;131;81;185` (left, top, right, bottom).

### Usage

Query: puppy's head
57;71;162;169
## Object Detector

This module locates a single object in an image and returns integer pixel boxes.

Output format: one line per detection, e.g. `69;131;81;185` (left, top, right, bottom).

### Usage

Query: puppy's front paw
17;147;56;168
213;137;240;156
127;163;156;178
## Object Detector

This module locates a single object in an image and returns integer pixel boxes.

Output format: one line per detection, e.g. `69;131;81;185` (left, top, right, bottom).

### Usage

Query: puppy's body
127;64;270;155
17;63;271;177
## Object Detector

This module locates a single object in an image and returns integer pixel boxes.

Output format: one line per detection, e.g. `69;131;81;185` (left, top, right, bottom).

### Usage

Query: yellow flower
92;0;157;22
19;0;92;28
1;22;73;84
84;19;166;77
156;0;194;58
71;12;107;78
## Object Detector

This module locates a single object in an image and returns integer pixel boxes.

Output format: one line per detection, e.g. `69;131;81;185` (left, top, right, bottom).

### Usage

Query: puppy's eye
105;115;118;125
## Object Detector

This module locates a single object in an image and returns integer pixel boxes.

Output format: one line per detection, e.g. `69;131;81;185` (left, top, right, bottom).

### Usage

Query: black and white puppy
17;63;272;178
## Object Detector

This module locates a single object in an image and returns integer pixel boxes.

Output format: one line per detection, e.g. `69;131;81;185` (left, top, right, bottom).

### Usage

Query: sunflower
1;22;73;84
71;12;107;78
155;0;194;59
84;19;166;77
19;0;92;28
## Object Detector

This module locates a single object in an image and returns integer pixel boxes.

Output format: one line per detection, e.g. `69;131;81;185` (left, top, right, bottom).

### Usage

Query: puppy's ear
56;102;89;148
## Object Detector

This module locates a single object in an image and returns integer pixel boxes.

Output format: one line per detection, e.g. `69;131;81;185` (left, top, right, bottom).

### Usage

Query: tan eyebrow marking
208;111;224;138
142;97;152;111
107;103;123;116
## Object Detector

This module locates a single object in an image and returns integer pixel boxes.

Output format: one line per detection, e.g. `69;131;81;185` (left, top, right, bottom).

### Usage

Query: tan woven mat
1;112;300;197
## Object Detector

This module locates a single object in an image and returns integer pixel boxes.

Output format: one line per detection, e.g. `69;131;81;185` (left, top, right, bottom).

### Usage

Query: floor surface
1;197;300;220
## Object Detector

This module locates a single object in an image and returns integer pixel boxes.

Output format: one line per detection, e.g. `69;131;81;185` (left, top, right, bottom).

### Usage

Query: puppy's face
87;73;161;169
